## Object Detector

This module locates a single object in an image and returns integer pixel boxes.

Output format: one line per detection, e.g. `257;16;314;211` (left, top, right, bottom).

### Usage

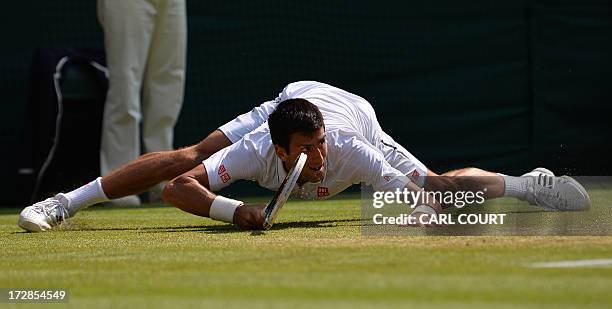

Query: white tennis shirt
203;81;426;199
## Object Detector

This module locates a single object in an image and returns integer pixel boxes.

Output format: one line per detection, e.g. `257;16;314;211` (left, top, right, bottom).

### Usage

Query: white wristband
209;196;244;223
413;204;437;215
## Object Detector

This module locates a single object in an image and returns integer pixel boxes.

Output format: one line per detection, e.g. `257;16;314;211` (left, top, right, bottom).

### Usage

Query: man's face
275;127;327;184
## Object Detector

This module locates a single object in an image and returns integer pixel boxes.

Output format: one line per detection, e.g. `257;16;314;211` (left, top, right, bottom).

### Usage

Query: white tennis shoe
522;168;591;211
18;194;70;232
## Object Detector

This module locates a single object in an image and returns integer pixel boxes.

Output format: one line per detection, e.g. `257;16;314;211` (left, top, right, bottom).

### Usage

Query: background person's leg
98;0;156;205
141;0;187;201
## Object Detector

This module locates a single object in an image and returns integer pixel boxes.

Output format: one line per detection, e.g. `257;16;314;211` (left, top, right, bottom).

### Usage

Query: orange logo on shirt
220;173;231;183
317;187;329;197
410;170;420;182
218;164;227;175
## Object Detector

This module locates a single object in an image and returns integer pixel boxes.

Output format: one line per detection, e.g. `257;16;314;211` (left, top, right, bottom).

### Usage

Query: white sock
503;176;528;200
61;177;109;216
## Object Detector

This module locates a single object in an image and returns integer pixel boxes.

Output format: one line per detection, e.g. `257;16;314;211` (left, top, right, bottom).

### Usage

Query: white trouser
97;0;187;178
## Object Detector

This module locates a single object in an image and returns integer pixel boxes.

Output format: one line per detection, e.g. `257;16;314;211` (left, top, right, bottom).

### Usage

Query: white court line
530;259;612;268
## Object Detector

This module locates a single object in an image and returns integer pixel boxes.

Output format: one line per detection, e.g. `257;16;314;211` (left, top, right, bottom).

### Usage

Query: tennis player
18;81;591;231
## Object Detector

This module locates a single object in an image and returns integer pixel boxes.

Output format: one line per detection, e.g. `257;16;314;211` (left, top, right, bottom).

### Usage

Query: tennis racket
262;153;307;230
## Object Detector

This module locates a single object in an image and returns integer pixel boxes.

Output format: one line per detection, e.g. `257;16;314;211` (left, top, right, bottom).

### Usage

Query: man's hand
233;204;266;230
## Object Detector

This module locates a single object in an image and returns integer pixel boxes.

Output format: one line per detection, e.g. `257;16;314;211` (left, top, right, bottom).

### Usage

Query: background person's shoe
147;182;167;203
107;195;141;207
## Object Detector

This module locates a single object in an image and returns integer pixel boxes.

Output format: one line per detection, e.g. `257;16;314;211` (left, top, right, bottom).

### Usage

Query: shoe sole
559;175;591;211
17;217;47;232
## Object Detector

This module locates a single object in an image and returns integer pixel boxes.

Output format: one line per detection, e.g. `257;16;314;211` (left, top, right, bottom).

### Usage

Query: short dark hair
268;98;324;152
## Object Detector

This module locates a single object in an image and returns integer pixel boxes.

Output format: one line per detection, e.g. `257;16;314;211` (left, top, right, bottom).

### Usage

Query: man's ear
274;144;289;162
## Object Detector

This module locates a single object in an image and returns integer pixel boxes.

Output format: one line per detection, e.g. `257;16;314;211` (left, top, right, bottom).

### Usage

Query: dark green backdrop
1;1;611;204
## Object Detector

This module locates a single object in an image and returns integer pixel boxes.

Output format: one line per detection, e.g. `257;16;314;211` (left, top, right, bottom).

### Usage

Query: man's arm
162;164;266;229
